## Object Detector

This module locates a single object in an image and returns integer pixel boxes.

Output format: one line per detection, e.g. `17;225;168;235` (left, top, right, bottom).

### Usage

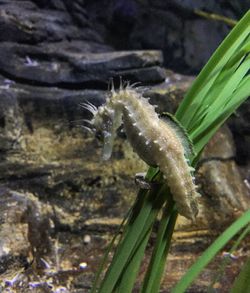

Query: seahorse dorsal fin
160;112;195;158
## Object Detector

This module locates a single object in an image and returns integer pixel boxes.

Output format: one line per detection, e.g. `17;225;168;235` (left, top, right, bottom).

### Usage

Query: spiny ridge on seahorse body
81;82;200;220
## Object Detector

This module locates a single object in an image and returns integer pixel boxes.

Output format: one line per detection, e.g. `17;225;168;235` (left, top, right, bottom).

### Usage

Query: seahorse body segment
82;84;200;220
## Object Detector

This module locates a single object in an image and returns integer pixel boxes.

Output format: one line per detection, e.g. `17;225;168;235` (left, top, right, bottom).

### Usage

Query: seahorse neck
112;89;159;127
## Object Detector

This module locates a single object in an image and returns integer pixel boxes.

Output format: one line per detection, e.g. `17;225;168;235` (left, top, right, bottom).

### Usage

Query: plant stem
98;185;167;293
141;198;177;293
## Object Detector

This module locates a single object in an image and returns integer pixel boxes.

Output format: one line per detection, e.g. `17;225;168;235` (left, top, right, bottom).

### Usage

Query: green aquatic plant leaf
94;10;250;293
97;184;167;293
176;10;250;127
172;210;250;293
142;10;250;293
230;257;250;293
141;201;177;293
208;224;250;292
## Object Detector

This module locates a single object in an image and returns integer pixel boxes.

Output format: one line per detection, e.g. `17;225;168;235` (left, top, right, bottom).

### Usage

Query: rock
0;189;30;274
1;0;249;75
0;82;106;122
146;71;194;113
116;65;166;84
128;6;230;74
199;125;235;161
228;100;250;166
0;1;103;44
0;91;24;153
194;125;249;227
183;19;228;72
0;44;164;86
84;0;248;73
0;188;53;287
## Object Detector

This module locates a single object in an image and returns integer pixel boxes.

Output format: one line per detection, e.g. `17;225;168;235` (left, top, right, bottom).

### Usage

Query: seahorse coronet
85;83;200;220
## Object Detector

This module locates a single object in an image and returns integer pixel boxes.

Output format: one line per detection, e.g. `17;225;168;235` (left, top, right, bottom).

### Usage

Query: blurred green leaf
172;210;250;293
230;258;250;293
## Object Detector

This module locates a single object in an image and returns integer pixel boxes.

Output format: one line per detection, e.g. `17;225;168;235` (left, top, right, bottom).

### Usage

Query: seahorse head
81;96;121;160
81;81;140;160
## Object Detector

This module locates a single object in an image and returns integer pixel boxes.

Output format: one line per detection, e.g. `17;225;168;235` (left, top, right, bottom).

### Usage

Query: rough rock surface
228;99;250;173
0;45;165;87
0;73;249;292
0;0;249;74
0;1;249;292
84;0;249;73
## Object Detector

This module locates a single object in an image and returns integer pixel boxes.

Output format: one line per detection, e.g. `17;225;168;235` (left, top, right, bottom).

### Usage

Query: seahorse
82;82;200;220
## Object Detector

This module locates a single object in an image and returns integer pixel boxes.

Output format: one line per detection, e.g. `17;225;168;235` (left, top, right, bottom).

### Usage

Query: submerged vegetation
90;10;250;293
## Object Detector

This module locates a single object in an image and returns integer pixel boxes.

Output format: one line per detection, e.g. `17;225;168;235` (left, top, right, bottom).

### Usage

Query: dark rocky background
0;1;249;292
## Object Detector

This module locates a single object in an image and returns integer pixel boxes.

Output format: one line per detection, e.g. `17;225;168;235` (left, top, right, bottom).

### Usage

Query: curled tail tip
176;196;199;221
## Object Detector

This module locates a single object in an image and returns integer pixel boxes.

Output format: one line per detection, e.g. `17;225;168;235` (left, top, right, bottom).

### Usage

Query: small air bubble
83;235;91;244
79;262;88;269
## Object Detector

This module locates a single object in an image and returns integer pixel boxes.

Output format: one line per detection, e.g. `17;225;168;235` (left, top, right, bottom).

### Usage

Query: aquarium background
0;1;249;292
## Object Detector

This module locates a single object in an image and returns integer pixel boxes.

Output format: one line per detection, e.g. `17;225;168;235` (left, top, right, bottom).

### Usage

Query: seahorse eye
95;130;103;142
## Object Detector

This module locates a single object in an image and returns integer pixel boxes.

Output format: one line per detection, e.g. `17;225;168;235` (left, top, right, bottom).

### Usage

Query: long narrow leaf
116;187;168;293
176;10;250;126
230;258;250;293
172;209;250;293
141;199;175;293
95;11;250;293
98;186;167;292
208;224;250;292
144;210;178;293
